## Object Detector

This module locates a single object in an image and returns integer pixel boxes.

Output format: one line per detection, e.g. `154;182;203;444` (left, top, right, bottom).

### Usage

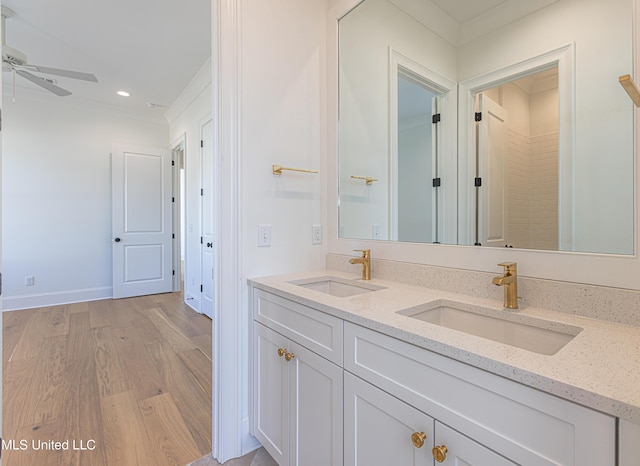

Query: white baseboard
2;287;113;311
241;418;261;457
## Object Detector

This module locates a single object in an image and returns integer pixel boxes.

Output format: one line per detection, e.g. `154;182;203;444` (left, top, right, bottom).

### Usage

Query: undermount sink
398;300;582;355
290;276;386;297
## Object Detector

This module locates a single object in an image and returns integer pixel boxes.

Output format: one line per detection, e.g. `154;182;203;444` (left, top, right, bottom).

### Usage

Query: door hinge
474;177;482;187
200;237;203;244
172;270;175;276
172;197;175;203
201;140;204;148
200;284;203;292
432;177;441;188
172;233;175;239
172;160;175;166
475;112;482;122
200;188;204;196
432;113;441;124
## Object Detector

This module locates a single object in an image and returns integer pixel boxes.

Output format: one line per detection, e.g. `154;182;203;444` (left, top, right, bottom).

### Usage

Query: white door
478;94;508;247
254;322;289;466
289;340;343;466
344;372;434;466
112;144;173;299
200;119;214;318
433;422;517;465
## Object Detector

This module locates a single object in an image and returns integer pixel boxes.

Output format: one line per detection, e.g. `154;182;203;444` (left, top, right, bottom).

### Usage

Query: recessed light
117;90;130;97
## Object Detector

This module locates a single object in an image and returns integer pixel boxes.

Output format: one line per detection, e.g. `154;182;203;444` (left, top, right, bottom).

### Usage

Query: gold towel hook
351;175;378;185
619;74;640;107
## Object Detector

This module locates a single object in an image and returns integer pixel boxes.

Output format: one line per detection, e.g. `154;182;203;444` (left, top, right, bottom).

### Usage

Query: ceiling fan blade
16;70;72;96
29;65;98;82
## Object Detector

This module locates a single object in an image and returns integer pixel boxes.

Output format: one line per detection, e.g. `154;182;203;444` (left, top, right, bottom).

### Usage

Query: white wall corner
164;57;213;125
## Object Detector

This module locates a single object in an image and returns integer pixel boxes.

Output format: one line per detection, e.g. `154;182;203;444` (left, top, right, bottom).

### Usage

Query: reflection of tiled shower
506;130;558;250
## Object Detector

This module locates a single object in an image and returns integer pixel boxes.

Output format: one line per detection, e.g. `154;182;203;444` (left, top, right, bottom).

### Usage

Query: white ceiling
2;0;211;122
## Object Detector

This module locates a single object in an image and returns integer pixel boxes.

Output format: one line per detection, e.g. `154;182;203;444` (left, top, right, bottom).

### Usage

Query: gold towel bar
351;175;378;185
272;164;318;175
619;74;640;107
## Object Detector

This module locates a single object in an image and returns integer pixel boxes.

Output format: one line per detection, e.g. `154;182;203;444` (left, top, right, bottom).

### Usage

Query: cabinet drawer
253;289;343;365
344;322;615;466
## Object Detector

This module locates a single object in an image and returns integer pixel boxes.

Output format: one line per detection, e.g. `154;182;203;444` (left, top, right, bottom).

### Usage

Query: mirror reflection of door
475;67;559;249
396;72;440;243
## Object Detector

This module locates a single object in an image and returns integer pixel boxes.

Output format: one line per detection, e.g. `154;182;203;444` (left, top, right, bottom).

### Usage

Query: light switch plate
258;224;271;247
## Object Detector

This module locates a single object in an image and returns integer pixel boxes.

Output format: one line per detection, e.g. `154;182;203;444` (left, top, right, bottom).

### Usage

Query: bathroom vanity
249;271;640;466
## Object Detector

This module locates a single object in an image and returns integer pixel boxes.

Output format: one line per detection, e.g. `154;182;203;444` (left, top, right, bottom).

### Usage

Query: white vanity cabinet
344;322;616;466
252;289;344;466
250;286;618;466
344;371;435;465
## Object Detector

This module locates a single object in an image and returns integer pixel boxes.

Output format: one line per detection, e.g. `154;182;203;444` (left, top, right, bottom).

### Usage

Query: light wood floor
3;291;212;466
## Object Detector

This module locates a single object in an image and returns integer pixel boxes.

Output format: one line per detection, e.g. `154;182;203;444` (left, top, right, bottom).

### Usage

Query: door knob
207;242;213;248
411;432;426;448
432;445;448;462
114;237;121;242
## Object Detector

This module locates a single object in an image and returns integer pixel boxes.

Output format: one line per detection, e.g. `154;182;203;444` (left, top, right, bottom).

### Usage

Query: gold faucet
492;262;518;309
349;249;371;280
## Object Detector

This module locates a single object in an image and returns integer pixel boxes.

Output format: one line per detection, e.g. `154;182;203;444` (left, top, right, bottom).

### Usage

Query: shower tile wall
506;130;559;250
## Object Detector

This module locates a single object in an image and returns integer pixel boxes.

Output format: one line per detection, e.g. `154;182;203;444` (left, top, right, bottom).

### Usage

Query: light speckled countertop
248;270;640;424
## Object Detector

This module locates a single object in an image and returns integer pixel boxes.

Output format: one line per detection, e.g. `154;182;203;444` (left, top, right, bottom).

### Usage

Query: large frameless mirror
338;0;634;255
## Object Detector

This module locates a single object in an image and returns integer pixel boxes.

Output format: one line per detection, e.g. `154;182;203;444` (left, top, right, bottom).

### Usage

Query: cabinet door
344;372;434;466
289;341;343;466
433;422;516;466
254;323;289;465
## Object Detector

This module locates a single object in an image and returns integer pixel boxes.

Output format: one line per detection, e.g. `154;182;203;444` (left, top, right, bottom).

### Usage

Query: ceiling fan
2;6;98;97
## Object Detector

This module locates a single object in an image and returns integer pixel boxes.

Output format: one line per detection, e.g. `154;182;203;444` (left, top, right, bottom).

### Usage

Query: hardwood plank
159;302;209;338
142;307;197;353
10;310;55;361
177;348;212;394
130;313;166;345
47;305;70;337
66;312;92;362
147;341;212;455
66;301;89;314
139;392;201;466
87;300;111;328
19;335;68;427
2;358;38;440
3;308;38;335
101;390;163;466
112;326;167;400
91;327;131;398
192;333;213;360
61;355;108;466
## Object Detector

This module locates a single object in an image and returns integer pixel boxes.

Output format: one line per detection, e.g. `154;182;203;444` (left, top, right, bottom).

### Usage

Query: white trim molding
2;287;113;312
212;0;243;462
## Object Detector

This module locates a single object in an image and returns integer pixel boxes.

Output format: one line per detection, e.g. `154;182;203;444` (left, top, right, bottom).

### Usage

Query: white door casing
201;119;214;319
112;143;173;299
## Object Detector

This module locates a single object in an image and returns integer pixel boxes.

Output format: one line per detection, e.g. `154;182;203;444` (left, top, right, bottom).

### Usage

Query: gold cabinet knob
411;431;426;448
432;445;448;463
284;352;295;362
277;348;287;357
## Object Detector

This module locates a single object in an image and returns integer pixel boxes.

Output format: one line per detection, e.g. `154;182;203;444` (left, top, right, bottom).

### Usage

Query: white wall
240;0;328;451
166;60;213;312
2;91;169;310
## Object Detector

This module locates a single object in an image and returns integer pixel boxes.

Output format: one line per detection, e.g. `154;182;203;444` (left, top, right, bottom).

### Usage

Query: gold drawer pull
432;445;448;462
277;348;287;357
411;431;426;448
284;352;295;362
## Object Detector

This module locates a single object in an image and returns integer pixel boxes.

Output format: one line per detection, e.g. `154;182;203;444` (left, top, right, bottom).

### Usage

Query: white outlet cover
312;224;322;245
372;224;381;240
